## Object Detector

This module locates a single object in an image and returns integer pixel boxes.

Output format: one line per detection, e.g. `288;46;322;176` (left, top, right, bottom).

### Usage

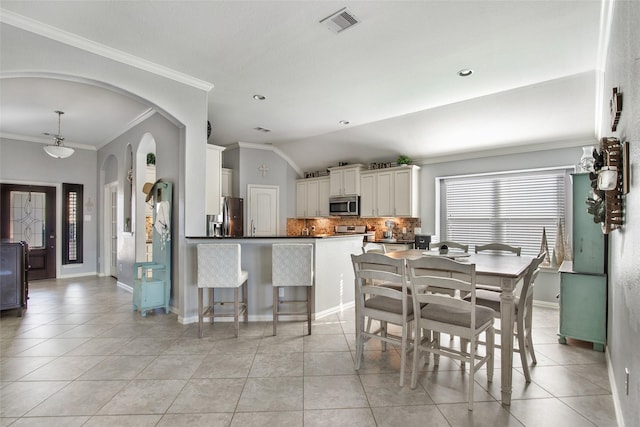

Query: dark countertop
186;234;359;240
372;239;415;245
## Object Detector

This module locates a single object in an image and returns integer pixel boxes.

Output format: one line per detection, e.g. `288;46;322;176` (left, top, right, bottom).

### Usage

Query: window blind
441;169;571;257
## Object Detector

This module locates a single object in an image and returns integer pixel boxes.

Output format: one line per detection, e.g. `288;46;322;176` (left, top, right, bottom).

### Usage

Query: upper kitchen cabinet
360;165;420;217
205;144;225;215
221;168;233;197
296;176;330;218
329;164;363;196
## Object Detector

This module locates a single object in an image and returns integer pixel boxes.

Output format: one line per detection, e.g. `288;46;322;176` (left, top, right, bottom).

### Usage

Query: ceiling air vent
320;7;360;33
253;126;272;133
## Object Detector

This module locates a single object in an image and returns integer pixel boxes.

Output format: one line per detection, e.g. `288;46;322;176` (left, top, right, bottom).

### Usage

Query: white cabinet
360;165;420;217
329;164;363;196
296;176;330;218
221;168;233;197
205;144;224;215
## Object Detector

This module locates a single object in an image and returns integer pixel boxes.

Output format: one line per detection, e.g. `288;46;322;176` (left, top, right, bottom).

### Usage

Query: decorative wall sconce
587;137;628;233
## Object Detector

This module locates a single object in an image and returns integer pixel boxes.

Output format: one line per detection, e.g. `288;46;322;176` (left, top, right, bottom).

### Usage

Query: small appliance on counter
207;196;244;237
414;234;431;250
380;220;396;243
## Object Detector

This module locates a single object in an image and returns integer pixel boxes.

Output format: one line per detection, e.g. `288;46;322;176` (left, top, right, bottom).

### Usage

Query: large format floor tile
0;277;619;426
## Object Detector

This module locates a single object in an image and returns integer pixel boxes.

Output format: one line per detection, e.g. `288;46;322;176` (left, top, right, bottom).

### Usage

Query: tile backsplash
287;217;422;241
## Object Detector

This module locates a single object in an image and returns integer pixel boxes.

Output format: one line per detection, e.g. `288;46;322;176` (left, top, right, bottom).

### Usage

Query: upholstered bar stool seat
197;243;248;338
272;243;314;335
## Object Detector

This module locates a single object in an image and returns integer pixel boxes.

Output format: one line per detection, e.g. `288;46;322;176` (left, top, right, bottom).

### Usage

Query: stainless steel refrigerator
221;197;244;237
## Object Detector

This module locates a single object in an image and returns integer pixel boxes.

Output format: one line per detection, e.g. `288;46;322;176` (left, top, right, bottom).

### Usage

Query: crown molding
0;9;214;92
98;108;156;149
228;142;303;176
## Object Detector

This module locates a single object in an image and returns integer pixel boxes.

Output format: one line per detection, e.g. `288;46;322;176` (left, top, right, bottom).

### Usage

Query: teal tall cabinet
133;181;172;317
558;173;607;351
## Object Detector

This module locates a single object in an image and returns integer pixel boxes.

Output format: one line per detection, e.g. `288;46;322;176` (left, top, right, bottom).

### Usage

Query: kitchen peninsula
186;234;363;322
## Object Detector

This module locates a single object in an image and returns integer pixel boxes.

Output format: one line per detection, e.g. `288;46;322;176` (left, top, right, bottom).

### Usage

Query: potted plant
397;155;411;165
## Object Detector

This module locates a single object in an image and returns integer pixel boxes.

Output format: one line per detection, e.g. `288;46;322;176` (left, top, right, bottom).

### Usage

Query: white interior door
247;185;279;236
104;182;118;278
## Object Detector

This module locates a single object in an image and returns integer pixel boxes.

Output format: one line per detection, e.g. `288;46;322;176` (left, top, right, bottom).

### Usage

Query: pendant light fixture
43;110;74;159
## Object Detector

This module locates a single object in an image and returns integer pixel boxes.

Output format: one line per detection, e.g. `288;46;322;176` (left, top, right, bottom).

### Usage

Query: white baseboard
177;301;356;325
606;349;625;427
116;281;132;293
532;300;559;309
58;271;98;279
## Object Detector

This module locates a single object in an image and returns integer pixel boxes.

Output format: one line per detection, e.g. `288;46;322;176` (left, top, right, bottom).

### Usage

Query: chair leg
381;321;388;351
468;336;475;411
209;288;214;325
307;286;312;335
410;325;421;389
525;309;537;365
517;320;531;382
355;311;365;371
233;287;239;338
487;326;494;383
460;338;468;371
273;286;278;336
198;287;204;339
399;320;407;387
243;281;248;324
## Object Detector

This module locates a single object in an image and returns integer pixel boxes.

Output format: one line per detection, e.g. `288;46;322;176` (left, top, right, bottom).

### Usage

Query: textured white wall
601;1;640;425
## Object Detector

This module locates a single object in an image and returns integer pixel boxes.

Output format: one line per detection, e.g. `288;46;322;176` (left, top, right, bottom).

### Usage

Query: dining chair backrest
408;257;476;317
475;243;521;256
362;242;387;254
351;252;407;297
431;241;469;252
518;251;546;313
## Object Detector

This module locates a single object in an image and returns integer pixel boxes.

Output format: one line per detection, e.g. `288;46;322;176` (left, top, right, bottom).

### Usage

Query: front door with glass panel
0;184;56;280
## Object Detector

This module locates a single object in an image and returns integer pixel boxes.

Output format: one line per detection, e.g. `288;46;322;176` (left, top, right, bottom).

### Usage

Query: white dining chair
469;251;546;382
473;243;522;292
431;241;469;252
362;242;387;254
408;256;495;410
351;252;413;386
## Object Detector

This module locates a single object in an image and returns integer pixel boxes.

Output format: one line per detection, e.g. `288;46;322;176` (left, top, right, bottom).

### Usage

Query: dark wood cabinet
1;241;29;316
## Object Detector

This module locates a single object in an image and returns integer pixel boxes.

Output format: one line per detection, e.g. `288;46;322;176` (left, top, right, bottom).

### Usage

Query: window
438;167;572;257
62;183;83;264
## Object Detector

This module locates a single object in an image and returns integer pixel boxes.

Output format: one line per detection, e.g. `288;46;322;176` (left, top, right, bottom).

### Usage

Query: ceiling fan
43;110;74;159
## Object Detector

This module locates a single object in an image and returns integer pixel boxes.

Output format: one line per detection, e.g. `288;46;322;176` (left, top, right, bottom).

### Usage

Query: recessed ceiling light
457;69;474;77
253;94;266;100
339;120;350;125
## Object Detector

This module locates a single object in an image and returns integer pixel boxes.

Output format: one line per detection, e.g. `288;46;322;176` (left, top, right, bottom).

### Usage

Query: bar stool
272;243;314;336
197;243;248;338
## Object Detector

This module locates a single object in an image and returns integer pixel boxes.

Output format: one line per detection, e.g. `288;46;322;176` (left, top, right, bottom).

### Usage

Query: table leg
500;278;516;405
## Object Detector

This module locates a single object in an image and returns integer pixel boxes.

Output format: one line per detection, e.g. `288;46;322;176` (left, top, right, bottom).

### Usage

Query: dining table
385;248;533;406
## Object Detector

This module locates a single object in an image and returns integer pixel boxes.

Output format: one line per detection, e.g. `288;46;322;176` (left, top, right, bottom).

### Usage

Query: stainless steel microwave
329;195;360;216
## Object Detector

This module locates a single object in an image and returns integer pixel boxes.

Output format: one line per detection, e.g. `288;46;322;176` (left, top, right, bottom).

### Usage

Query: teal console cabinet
558;173;607;351
558;262;606;351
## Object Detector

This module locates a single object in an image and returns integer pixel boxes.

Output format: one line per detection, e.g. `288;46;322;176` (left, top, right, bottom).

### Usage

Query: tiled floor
1;276;618;426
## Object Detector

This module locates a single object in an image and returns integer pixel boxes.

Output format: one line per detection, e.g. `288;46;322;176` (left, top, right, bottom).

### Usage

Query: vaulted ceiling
0;1;605;171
